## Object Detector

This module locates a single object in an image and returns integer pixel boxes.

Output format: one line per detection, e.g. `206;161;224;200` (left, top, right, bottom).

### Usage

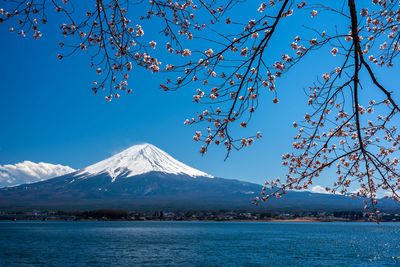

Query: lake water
1;221;399;266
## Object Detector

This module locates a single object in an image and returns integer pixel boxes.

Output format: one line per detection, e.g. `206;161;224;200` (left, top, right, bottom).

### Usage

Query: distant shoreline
2;209;399;222
0;217;374;223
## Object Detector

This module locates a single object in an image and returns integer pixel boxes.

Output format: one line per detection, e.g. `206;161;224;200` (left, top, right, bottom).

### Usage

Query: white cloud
351;188;363;194
0;161;75;188
310;185;330;194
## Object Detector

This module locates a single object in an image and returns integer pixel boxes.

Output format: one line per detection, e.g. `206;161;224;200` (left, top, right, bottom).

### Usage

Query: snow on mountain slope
79;143;213;180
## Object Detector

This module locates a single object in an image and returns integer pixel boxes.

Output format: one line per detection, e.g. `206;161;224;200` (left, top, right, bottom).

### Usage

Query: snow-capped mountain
0;143;396;211
79;143;213;180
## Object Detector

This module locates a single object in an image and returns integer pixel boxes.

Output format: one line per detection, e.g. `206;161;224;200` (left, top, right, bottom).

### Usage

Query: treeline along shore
1;209;400;222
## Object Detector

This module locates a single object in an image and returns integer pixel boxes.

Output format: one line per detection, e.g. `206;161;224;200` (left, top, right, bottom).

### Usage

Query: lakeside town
1;209;400;222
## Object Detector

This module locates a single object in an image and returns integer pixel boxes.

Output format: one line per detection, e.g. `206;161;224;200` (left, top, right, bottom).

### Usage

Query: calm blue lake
0;221;399;266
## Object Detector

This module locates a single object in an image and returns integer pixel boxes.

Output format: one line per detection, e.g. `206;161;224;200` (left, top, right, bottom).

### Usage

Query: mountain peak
80;143;213;180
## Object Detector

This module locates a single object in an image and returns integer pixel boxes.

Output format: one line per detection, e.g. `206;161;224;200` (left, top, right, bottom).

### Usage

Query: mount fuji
0;143;396;211
78;143;213;180
0;143;258;210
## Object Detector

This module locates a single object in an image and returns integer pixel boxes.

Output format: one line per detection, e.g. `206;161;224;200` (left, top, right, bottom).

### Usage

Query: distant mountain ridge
0;144;398;211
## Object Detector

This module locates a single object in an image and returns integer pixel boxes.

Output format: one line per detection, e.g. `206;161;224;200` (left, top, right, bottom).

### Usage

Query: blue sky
0;1;397;189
